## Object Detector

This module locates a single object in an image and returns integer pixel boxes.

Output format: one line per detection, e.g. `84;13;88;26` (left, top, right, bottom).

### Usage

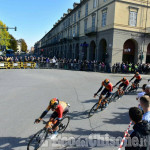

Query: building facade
34;0;150;65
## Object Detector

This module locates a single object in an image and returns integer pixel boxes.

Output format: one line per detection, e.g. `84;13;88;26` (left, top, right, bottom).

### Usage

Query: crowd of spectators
0;55;150;74
0;56;36;63
112;62;150;74
125;83;150;150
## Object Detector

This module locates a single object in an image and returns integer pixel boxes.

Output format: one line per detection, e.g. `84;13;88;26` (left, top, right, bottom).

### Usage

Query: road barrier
0;61;36;69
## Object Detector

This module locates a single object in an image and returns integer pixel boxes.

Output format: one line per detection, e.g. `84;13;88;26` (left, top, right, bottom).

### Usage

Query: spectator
136;84;147;111
136;84;147;101
140;96;150;122
125;107;150;150
145;85;150;96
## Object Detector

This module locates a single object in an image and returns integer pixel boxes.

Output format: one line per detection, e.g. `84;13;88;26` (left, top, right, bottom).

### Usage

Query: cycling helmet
50;98;59;109
122;77;127;81
104;79;110;85
135;72;139;76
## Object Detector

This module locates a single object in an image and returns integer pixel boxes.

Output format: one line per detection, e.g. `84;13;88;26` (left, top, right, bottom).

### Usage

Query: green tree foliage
8;34;18;51
20;39;27;52
0;20;10;49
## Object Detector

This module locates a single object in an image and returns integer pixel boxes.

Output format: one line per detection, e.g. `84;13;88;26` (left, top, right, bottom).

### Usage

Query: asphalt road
0;69;149;150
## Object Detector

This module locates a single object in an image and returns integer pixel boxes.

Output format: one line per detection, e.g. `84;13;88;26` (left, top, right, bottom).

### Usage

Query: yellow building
34;0;150;65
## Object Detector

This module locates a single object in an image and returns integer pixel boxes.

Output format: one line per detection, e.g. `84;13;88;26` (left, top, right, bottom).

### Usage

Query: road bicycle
111;86;125;102
27;115;70;150
125;82;139;94
88;95;110;118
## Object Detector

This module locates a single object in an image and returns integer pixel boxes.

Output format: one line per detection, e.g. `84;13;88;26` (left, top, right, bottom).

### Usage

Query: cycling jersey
121;79;129;86
134;74;142;80
46;101;68;119
102;81;113;92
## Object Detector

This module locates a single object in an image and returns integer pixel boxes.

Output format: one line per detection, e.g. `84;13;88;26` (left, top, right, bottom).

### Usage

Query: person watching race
129;72;142;85
113;77;129;94
94;79;113;108
35;98;70;139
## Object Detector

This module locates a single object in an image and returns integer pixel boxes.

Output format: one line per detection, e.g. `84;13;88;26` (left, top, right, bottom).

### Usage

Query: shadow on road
103;111;130;125
0;136;28;150
82;99;98;104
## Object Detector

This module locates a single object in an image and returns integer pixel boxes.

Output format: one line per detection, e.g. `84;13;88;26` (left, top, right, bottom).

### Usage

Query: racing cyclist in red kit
35;98;70;139
94;79;113;108
113;77;129;95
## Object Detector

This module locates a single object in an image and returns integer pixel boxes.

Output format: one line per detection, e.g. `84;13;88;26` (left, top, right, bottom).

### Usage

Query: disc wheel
88;102;101;118
27;128;48;150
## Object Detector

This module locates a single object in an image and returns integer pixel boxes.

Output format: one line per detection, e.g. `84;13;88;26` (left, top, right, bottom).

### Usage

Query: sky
0;0;80;50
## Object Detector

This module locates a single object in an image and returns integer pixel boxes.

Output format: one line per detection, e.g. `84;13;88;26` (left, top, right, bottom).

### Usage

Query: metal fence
36;62;108;72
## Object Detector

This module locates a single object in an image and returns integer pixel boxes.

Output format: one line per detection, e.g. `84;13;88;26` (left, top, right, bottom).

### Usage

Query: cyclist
35;98;70;139
94;79;113;108
129;72;142;87
113;77;129;95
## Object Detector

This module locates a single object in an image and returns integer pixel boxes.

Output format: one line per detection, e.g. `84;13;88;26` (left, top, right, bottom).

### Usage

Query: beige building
34;0;150;65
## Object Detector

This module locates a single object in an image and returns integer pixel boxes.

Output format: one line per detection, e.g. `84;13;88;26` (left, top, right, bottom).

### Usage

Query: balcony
85;27;97;36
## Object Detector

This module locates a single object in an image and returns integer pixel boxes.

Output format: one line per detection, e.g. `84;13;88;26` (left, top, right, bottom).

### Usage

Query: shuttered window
129;11;137;27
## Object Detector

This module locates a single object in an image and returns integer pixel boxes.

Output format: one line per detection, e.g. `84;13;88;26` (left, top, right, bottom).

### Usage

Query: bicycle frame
117;87;124;96
96;94;106;110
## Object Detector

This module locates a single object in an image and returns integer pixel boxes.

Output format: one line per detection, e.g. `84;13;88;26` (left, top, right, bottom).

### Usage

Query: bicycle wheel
110;91;119;102
27;128;48;150
58;116;70;134
134;84;139;92
88;102;101;118
125;86;132;94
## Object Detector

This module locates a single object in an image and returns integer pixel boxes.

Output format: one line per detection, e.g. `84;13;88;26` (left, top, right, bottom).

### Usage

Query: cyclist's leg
99;89;107;104
134;79;138;85
48;112;59;131
103;90;111;106
119;83;124;90
119;83;124;95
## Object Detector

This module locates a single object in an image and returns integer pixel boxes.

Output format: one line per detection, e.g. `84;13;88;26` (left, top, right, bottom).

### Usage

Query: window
84;19;88;33
71;15;73;23
70;27;72;37
78;10;81;19
93;0;97;8
102;10;107;27
68;18;70;26
77;23;80;36
74;13;76;23
73;26;76;37
129;11;137;27
92;15;96;31
85;3;88;17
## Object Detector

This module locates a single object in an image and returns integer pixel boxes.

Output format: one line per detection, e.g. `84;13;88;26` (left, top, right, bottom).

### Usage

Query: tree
20;39;27;52
8;34;17;51
0;20;10;50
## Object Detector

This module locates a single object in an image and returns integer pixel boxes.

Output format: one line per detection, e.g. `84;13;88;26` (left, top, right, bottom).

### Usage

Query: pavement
0;69;149;150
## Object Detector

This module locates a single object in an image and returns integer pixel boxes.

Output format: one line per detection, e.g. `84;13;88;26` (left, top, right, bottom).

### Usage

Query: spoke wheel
88;102;101;118
125;86;132;94
27;128;48;150
111;91;119;102
58;116;70;134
